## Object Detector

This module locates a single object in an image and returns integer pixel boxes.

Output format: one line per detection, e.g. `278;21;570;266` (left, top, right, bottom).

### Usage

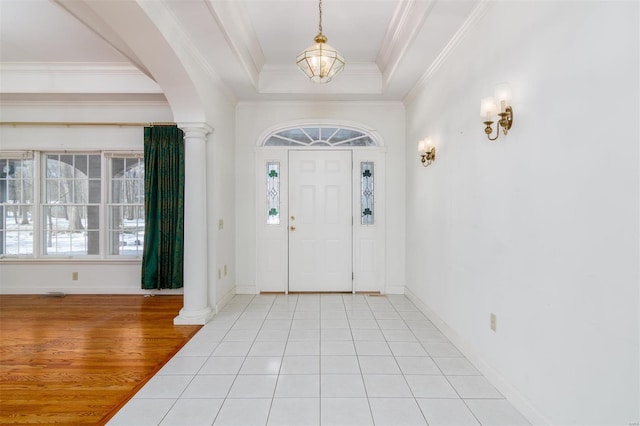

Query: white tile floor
108;294;530;426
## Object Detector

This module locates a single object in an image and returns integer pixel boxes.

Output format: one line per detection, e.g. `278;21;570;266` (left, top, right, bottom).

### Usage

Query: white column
174;123;214;325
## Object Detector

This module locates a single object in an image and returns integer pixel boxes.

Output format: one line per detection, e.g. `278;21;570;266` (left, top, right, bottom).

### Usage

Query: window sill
0;257;142;265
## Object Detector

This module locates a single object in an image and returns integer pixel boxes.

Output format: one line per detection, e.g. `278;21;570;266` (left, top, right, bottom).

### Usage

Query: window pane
361;162;374;225
42;154;101;256
109;206;144;255
108;156;144;256
1;157;34;255
43;205;95;256
266;162;280;225
277;128;312;143
74;155;88;177
331;128;361;142
88;155;101;178
264;127;376;147
88;179;101;203
112;157;125;177
303;127;319;141
320;128;338;142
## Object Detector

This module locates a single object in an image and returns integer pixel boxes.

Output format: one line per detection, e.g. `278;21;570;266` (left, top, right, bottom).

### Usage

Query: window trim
257;121;383;148
106;154;145;259
0;153;36;257
0;150;144;261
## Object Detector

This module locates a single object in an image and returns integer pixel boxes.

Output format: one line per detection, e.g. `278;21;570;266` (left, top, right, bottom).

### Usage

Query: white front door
288;150;352;292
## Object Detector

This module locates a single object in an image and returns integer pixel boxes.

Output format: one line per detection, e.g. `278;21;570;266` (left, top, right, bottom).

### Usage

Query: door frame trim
255;146;386;295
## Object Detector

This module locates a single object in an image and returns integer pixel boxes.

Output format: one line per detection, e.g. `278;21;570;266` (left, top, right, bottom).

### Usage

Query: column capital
177;122;213;138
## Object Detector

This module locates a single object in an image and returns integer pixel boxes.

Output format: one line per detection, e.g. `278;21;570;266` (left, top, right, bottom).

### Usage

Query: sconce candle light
481;83;514;141
418;137;436;167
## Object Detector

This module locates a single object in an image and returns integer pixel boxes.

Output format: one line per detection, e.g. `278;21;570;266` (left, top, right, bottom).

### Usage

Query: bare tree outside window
44;154;101;256
0;152;143;258
0;157;34;255
109;156;144;256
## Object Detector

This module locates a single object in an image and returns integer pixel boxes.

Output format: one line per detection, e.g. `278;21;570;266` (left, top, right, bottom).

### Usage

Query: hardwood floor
0;294;201;425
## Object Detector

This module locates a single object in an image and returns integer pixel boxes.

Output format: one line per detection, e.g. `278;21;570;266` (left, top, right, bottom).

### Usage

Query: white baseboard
235;285;257;294
215;285;236;313
383;285;405;295
404;287;550;425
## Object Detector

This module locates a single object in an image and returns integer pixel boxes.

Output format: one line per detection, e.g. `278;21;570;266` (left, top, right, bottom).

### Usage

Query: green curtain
141;125;185;289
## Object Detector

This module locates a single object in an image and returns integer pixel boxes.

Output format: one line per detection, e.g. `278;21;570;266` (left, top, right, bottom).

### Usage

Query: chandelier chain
318;0;323;34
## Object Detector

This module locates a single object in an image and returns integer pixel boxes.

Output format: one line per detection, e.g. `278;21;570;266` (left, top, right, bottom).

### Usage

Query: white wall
405;1;639;424
236;101;406;293
0;101;175;294
205;94;237;310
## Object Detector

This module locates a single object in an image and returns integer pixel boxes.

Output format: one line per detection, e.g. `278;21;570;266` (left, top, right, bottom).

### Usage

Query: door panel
289;150;352;292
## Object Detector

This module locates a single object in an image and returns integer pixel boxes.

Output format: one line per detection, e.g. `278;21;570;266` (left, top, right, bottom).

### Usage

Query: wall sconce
480;83;513;141
418;137;436;167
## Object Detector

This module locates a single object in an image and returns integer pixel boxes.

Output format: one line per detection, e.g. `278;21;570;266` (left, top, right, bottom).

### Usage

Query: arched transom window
264;126;378;147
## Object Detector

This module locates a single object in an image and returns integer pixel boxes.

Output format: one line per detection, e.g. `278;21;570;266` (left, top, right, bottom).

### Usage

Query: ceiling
0;0;481;103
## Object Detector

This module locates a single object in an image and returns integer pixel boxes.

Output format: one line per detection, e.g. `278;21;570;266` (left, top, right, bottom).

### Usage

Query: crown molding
204;0;264;90
404;0;489;105
376;0;436;91
0;62;164;94
0;62;149;74
237;99;405;108
259;63;382;95
0;93;169;106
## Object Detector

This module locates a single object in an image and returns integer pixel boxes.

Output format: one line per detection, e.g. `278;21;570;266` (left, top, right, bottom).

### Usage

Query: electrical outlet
224;264;228;276
72;272;78;281
490;313;497;332
218;219;224;230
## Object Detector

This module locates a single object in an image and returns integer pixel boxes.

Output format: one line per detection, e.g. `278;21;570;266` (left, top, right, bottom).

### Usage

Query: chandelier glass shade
296;0;345;83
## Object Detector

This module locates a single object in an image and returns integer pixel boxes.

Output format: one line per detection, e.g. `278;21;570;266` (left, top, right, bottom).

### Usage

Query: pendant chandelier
296;0;345;84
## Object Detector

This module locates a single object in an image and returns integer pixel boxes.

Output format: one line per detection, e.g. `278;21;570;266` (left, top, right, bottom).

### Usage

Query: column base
173;306;214;325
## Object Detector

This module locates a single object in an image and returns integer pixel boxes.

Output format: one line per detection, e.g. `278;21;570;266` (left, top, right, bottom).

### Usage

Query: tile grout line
367;294;428;425
266;294;299;425
154;296;254;426
212;294;270;425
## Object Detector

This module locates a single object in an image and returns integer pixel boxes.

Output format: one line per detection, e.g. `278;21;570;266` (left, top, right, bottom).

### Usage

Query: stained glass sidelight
361;162;374;225
266;162;280;225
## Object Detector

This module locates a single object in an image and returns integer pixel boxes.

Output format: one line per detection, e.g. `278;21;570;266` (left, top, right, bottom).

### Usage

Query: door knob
290;226;296;231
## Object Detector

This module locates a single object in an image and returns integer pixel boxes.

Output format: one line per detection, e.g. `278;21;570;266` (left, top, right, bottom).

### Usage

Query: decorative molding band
259;63;382;95
177;122;214;136
0;62;164;95
204;0;264;89
237;100;405;109
136;0;237;105
0;62;149;75
377;0;414;68
404;0;490;104
404;287;549;425
377;0;436;91
0;94;169;106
